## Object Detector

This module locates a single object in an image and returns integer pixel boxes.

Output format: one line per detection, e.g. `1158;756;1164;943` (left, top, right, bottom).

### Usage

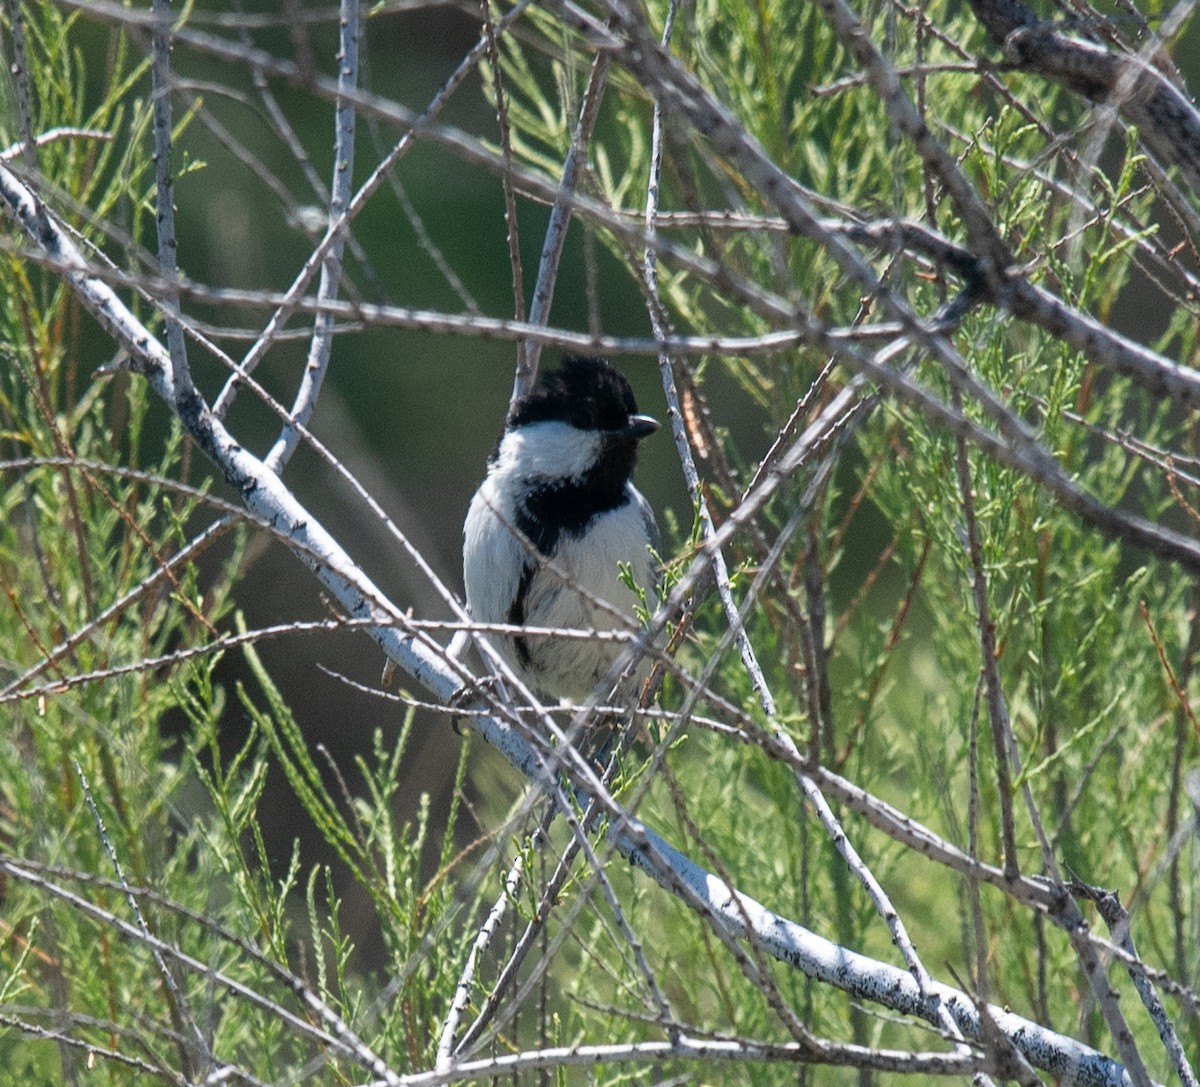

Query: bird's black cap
511;355;657;435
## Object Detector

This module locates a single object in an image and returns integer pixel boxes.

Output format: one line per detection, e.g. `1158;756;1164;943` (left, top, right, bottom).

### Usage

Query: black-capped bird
463;356;660;704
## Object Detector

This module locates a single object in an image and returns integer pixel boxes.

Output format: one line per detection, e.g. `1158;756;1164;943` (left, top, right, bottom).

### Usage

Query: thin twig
953;401;1021;879
0;127;112;162
265;0;360;470
641;0;774;715
1069;877;1199;1087
481;0;527;368
2;0;40;178
518;31;612;396
76;760;211;1078
151;0;194;403
436;852;524;1068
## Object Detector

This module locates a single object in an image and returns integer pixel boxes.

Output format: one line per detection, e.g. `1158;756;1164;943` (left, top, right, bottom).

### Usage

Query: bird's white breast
462;472;525;629
462;423;658;702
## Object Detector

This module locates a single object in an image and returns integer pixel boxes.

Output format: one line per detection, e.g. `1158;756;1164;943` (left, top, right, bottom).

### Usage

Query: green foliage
3;0;1199;1083
0;7;479;1082
487;0;1199;1079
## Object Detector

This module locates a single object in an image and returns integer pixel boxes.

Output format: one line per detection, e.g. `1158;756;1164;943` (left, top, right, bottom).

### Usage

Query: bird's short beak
624;414;660;440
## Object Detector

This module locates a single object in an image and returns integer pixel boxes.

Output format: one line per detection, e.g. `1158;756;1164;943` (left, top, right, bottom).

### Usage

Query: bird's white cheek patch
497;421;603;482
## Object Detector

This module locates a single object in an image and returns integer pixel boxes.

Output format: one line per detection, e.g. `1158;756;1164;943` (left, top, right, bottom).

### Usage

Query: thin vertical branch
8;349;96;609
1167;586;1200;983
802;521;832;762
1070;878;1199;1087
236;1;381;301
641;0;775;716
953;411;1020;879
266;0;359;471
2;0;38;178
436;851;524;1069
517;41;612;398
76;761;211;1079
965;677;988;991
150;0;194;404
481;0;527;378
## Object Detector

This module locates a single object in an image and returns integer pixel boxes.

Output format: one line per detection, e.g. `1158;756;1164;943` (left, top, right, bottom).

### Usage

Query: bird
463;355;661;705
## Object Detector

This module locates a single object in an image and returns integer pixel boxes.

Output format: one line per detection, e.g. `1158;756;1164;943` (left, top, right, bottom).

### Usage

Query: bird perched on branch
463;355;660;704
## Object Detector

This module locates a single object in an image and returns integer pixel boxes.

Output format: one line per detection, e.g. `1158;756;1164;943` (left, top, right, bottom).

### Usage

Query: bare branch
265;0;360;470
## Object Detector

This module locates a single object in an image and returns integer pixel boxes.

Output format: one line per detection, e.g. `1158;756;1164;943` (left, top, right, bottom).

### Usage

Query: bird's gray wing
630;484;661;572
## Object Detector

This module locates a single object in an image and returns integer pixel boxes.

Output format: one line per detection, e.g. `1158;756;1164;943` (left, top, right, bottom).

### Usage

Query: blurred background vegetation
1;0;1199;1082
